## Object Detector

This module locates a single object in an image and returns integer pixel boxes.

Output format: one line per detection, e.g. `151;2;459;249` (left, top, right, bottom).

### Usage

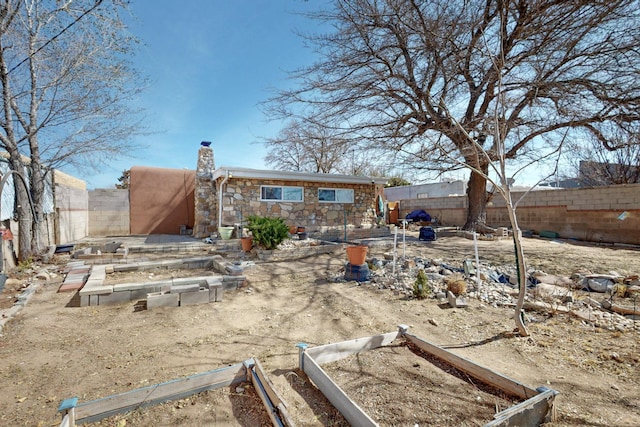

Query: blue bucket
345;263;370;282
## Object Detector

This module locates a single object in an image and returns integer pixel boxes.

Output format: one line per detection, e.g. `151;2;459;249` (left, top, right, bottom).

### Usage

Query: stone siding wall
219;178;382;232
398;184;640;244
193;145;216;238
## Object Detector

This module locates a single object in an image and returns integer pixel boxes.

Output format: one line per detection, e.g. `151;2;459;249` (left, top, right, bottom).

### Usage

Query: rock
5;278;20;287
533;272;573;287
626;285;640;298
34;270;51;282
533;283;573;300
404;259;416;269
583;278;614;293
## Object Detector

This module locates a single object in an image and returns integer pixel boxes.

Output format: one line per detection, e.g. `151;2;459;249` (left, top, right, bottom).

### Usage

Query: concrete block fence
398;183;640;245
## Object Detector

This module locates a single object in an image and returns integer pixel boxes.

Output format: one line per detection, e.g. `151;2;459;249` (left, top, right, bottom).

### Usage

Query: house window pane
262;186;282;200
318;188;353;203
318;189;335;201
336;189;354;202
261;185;303;202
283;187;303;201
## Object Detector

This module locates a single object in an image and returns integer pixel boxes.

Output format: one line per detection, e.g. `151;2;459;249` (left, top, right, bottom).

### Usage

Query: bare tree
263;119;379;175
263;120;347;173
267;0;640;231
562;132;640;186
0;0;146;258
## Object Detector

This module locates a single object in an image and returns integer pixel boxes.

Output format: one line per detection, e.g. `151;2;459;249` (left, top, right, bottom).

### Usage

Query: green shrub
413;269;431;299
246;215;290;250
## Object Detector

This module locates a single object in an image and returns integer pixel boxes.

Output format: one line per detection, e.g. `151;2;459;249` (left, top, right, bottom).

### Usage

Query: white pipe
474;231;481;294
392;226;398;275
218;170;231;230
402;220;406;261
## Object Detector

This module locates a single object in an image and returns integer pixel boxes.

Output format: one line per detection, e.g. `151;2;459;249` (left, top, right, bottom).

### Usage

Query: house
384;180;466;202
129;143;389;240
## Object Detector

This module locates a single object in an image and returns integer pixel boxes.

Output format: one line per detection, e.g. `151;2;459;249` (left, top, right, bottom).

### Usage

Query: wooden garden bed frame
296;325;558;427
58;358;295;427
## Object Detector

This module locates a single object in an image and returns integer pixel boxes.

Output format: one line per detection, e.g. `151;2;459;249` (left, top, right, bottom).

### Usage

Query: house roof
212;166;388;185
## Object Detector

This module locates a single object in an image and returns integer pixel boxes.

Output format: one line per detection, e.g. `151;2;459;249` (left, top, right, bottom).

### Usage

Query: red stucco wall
129;166;195;235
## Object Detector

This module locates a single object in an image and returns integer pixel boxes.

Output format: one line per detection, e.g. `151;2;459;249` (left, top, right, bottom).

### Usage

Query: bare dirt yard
0;235;638;426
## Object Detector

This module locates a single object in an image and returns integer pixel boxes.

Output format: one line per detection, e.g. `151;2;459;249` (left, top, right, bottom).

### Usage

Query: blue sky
82;1;324;189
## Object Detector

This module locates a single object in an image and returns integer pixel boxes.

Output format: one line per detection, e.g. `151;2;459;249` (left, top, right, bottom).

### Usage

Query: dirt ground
0;235;638;426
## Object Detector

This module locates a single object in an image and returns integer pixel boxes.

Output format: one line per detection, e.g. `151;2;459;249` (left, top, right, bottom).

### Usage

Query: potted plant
240;236;253;251
246;215;290;250
346;245;368;265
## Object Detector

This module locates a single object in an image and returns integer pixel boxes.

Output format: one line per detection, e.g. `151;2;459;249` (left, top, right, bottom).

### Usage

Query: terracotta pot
240;237;253;252
297;226;306;233
346;245;368;265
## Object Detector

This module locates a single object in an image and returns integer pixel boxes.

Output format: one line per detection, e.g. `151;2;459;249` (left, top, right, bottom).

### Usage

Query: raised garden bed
297;326;558;427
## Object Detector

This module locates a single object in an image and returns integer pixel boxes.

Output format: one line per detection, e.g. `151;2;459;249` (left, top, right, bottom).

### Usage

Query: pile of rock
331;254;639;331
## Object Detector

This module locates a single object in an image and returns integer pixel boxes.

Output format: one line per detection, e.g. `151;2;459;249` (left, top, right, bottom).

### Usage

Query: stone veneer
192;145;384;237
193;145;216;238
218;178;381;233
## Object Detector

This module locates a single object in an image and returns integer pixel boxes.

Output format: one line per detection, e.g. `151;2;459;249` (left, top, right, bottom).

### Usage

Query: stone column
193;143;216;238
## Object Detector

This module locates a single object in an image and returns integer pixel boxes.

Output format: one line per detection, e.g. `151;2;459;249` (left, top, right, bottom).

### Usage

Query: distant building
541;160;640;188
384;180;466;202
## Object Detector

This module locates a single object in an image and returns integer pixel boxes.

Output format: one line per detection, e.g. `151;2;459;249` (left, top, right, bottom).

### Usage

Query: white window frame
260;185;304;202
318;188;354;203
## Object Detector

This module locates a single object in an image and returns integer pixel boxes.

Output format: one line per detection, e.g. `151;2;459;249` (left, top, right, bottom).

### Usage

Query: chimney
193;142;216;238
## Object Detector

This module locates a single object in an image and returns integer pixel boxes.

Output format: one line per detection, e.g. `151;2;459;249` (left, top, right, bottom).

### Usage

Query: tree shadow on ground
271;368;350;426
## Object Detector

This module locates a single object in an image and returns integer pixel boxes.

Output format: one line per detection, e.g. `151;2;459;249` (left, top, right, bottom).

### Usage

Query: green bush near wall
246;215;290;250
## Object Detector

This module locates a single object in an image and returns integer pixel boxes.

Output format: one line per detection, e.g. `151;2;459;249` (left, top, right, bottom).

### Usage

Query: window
260;185;303;202
318;188;354;203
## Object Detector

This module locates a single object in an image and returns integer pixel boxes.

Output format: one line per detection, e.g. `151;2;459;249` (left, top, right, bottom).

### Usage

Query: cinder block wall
55;184;88;244
398;184;640;244
400;196;468;226
88;189;129;236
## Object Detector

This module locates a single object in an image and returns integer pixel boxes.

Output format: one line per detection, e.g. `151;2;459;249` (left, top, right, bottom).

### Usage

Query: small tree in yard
412;269;430;299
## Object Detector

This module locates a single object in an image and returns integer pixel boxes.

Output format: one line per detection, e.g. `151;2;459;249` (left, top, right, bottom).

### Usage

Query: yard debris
447;291;468;308
329;253;639;331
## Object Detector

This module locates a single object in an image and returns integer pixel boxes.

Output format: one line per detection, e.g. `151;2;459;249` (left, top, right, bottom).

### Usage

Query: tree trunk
463;168;493;232
29;162;46;254
6;155;34;261
28;132;47;254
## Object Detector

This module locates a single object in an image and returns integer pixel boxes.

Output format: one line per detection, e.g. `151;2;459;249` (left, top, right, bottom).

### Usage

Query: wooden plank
484;387;558;427
74;363;245;424
253;358;296;427
247;358;296;427
253;359;283;410
302;352;378;427
276;402;295;427
405;333;538;399
58;414;72;427
249;365;282;427
306;330;400;365
248;366;284;427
